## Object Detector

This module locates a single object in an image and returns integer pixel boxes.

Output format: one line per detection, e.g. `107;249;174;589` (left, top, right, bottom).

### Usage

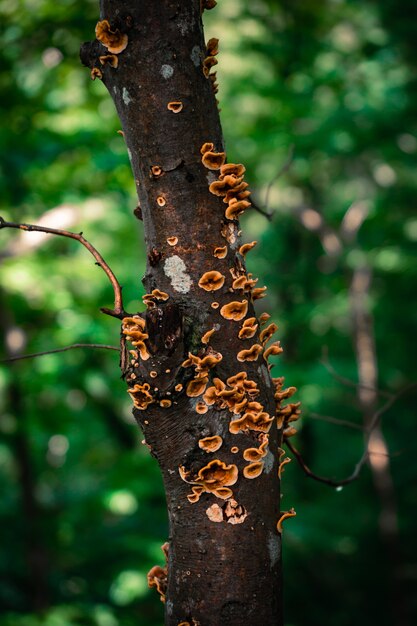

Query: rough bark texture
81;2;284;624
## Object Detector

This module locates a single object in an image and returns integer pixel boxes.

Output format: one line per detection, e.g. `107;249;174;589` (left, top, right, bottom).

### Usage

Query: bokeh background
1;1;417;625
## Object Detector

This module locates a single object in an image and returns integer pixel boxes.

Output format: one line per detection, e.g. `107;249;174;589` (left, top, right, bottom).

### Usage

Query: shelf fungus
213;245;228;259
203;37;219;78
167;236;178;246
264;341;284;360
237;344;263;362
201;0;217;10
259;312;271;326
95;20;128;54
225;199;251;221
157;196;166;207
238;318;258;340
179;459;238;502
151;165;163;178
186;376;209;398
160;399;172;408
278;456;292;478
277;508;297;533
196;401;209;414
198;270;225;291
239;241;257;257
127;383;154;410
90;67;103;80
122;316;150;360
167;101;183;113
198;435;223;453
200;142;226;170
220;299;248;321
276;401;302;429
147;565;167;603
229;407;274;434
259;323;279;345
251;286;267;300
243;435;269;462
201;327;216;344
99;54;118;68
243;461;264;479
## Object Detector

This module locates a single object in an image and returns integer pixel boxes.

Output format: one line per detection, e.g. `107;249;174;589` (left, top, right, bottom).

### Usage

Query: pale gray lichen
263;451;275;475
268;531;281;568
164;256;192;293
161;64;174;79
122;87;132;105
190;45;201;67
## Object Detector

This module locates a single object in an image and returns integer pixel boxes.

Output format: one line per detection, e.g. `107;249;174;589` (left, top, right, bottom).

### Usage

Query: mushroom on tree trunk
80;2;293;624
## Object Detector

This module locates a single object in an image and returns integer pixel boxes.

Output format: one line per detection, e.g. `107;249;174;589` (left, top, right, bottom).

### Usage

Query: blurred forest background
1;0;417;625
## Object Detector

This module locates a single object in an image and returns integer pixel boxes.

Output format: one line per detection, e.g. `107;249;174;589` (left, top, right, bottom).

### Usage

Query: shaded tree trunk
81;2;289;625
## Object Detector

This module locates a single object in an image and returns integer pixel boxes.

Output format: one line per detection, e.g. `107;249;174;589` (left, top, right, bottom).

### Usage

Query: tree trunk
81;2;288;624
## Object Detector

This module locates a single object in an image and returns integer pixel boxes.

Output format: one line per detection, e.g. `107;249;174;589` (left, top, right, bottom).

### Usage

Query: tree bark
81;2;285;624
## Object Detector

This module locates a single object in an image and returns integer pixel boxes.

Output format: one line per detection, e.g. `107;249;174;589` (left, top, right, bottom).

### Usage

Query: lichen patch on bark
164;256;192;293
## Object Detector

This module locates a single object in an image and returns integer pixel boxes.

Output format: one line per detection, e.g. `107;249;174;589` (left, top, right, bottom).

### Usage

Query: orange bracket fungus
243;461;264;480
198;435;223;453
201;0;217;10
179;459;238;502
213;245;227;259
95;20;128;54
167;236;178;246
122;316;150;360
151;165;163;178
211;301;220;309
229;408;274;435
237;344;263;362
147;565;167;603
259;323;279;345
195;401;209;414
225;199;251;221
99;54;118;68
220;299;248;321
277;508;297;534
251;286;267;300
201;327;216;344
264;341;284;360
259;312;271;325
278;456;292;478
203;37;219;78
90;67;103;80
167;101;183;113
239;241;257;257
160;399;172;408
157;196;166;207
198;270;225;291
238;318;258;340
127;383;154;410
200;143;226;170
243;435;269;462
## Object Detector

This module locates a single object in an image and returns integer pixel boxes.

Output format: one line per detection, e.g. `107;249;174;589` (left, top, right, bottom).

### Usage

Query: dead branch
0;343;119;363
0;217;125;319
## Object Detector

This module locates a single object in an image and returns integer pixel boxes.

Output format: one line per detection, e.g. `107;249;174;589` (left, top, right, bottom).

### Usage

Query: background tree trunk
81;2;284;625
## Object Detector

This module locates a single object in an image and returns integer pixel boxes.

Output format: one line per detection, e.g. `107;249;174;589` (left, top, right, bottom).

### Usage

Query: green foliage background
1;1;416;624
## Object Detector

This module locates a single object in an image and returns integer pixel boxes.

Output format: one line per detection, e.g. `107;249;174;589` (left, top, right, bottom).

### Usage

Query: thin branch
264;144;294;211
286;382;417;487
250;144;295;220
308;412;364;431
0;217;125;319
1;343;120;363
321;347;394;400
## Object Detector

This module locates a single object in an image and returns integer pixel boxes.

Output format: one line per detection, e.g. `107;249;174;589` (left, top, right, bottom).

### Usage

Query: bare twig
1;343;119;363
320;347;394;400
250;144;295;220
0;217;125;319
308;412;364;431
286;382;417;487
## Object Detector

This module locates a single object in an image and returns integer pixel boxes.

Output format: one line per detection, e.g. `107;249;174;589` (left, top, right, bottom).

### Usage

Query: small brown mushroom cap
196;401;209;414
167;101;183;113
95;20;128;54
239;241;257;256
260;322;279;344
206;37;219;56
243;461;264;479
220;300;248;321
198;270;225;292
213;245;228;259
225;199;251;220
259;312;271;325
277;507;297;533
198;435;223;452
99;54;119;68
202;150;226;170
264;341;284;360
201;328;216;344
90;67;103;80
237;344;263;362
